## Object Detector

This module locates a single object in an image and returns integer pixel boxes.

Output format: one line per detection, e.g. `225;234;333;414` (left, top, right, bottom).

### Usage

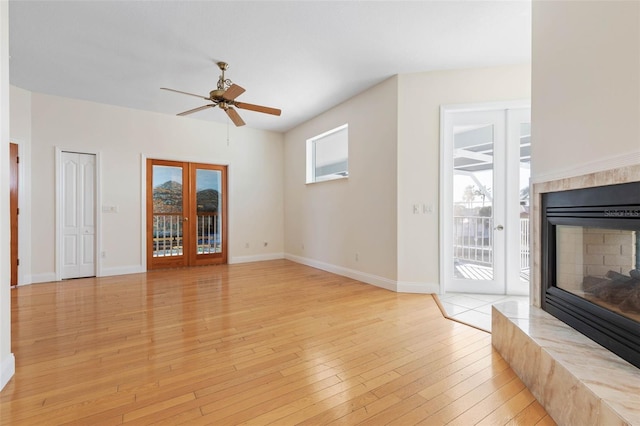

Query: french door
441;105;530;295
146;159;227;269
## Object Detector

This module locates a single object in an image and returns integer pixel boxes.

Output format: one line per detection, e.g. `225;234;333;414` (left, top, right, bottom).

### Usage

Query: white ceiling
8;1;531;133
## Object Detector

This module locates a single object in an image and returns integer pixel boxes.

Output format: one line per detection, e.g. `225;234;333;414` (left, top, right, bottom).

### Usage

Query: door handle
183;217;189;222
494;225;504;231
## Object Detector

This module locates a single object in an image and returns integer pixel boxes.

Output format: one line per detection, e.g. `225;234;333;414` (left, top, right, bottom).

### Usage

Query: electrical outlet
355;252;359;261
101;251;106;258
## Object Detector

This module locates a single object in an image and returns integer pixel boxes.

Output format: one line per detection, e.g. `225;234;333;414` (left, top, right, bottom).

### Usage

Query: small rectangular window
306;124;348;183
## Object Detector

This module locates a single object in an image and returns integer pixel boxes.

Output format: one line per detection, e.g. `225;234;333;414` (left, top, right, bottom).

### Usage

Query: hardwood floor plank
0;260;554;425
414;369;519;425
536;414;559;425
446;376;527;425
475;387;538;426
122;392;196;423
327;393;403;425
505;399;548;425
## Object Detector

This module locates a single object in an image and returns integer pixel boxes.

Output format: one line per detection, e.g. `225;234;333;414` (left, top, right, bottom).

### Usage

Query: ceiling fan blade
222;84;246;101
177;104;215;116
225;107;246;127
161;87;210;100
235;102;281;116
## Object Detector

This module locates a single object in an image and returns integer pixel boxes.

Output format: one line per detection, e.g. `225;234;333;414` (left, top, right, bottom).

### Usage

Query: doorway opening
146;159;228;270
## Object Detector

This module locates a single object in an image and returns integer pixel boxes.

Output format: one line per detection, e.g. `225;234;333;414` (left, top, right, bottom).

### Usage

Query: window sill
306;175;349;185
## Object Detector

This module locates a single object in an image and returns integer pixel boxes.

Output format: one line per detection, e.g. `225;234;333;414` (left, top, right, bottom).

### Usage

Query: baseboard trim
285;254;399;292
0;353;15;391
99;265;145;277
397;280;440;294
229;253;285;264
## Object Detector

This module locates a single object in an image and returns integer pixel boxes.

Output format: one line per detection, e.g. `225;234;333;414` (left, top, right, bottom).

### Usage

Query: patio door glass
147;159;227;270
191;163;227;266
442;106;530;295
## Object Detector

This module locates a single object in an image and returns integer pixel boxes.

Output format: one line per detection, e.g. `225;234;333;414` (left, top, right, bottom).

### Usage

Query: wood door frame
55;148;102;281
10;143;18;286
9;140;32;286
145;159;228;270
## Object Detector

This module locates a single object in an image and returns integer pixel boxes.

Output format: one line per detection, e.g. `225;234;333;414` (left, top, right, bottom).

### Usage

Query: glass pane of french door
453;124;495;280
444;109;506;294
195;168;222;255
518;121;531;286
190;163;227;266
450;112;504;293
148;161;188;268
505;108;532;295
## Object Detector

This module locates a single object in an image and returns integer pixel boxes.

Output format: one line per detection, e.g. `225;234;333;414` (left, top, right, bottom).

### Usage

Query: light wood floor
1;260;555;425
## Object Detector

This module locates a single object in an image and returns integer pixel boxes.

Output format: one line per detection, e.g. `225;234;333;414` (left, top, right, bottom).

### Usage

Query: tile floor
437;292;529;332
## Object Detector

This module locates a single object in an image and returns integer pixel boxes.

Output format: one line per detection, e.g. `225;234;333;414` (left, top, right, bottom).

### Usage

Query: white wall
0;1;16;391
284;77;399;289
531;0;640;182
397;65;531;292
283;65;530;292
12;90;284;282
9;86;32;286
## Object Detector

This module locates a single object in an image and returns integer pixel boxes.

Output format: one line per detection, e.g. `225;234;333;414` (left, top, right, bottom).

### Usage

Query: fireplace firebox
541;181;640;368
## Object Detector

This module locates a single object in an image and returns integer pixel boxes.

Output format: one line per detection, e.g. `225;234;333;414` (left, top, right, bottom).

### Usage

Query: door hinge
17;207;19;215
16;156;19;164
16;259;19;266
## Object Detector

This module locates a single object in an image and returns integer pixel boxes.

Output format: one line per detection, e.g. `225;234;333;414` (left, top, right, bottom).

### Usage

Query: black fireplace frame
541;181;640;369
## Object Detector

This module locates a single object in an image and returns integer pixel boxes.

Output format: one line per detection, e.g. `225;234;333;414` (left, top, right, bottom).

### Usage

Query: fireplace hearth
541;181;640;368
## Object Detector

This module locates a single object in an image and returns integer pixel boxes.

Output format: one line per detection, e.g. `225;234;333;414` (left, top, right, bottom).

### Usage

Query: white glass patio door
441;105;530;295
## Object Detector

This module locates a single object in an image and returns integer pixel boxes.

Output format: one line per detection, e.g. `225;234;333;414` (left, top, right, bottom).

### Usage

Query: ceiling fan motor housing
210;89;225;100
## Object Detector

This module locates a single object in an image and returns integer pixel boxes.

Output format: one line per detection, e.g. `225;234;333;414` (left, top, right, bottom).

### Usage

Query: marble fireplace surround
492;164;640;426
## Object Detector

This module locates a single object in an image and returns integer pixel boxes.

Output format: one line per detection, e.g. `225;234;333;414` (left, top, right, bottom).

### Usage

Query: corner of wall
0;0;15;391
0;353;15;391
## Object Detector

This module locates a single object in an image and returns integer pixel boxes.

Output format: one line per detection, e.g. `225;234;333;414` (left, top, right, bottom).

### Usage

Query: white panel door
61;152;96;279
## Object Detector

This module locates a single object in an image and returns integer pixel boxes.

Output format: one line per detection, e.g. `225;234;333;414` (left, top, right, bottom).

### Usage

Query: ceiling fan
161;61;281;127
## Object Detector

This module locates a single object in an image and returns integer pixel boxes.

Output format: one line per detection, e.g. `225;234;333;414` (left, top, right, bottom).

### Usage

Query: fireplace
541;181;640;368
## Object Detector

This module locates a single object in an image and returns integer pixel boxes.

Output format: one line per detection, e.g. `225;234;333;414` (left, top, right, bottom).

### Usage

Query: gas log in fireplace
542;181;640;368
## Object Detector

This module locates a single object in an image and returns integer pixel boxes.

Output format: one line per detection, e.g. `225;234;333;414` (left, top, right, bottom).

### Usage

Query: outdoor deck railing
453;216;530;268
152;214;221;257
520;217;530;269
